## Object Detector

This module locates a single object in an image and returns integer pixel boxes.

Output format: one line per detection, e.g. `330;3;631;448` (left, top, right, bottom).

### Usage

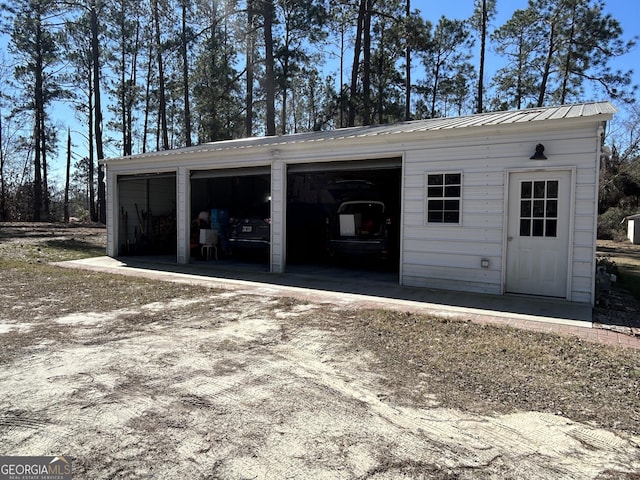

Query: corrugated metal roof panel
104;102;616;162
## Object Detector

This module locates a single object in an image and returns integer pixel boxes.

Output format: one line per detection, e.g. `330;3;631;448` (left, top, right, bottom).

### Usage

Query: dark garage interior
187;160;401;273
118;174;177;257
286;159;401;273
190;168;271;263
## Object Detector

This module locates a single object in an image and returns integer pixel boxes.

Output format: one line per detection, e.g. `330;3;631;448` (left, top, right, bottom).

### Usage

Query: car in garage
228;217;270;255
326;200;395;259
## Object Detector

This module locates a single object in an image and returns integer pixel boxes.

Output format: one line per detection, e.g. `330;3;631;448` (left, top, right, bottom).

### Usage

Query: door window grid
426;173;462;224
519;180;558;237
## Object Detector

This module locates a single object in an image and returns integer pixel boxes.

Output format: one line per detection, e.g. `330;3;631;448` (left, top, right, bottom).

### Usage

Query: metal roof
104;101;616;162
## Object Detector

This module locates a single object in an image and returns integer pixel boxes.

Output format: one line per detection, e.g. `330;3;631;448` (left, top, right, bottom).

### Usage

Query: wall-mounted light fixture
530;143;547;160
481;258;489;268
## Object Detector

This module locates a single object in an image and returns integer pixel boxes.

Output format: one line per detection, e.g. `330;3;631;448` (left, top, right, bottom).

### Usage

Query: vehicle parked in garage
326;200;395;259
228;217;270;254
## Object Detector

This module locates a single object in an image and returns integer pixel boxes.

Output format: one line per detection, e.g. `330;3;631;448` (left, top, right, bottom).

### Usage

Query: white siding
401;125;600;303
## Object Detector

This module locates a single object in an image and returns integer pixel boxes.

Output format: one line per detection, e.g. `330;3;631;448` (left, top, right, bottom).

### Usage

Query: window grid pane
428;174;444;186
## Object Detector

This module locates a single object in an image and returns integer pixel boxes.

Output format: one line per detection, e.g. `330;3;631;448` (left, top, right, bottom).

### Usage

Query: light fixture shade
530;143;547;160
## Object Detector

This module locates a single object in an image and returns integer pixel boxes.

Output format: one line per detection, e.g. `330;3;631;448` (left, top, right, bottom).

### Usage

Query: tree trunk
0;113;6;220
152;0;170;149
119;1;128;155
348;0;366;127
281;29;290;135
430;54;441;118
339;13;346;127
33;123;42;221
41;105;49;218
245;0;255;137
263;0;276;136
33;15;44;222
142;39;153;153
516;38;524;110
362;0;372;125
477;0;487;113
126;23;139;155
181;0;192;146
64;128;71;223
91;0;106;224
88;66;96;221
377;21;385;125
404;0;411;121
560;4;577;105
537;22;555;107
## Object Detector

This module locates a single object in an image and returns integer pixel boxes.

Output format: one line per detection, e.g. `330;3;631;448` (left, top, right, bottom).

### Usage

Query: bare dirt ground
1;223;639;479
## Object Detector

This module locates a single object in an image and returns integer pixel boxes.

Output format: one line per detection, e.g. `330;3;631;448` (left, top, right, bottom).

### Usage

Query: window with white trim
426;172;462;224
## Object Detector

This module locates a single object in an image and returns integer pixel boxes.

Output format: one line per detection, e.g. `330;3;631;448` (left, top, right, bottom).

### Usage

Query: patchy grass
598;239;640;302
0;222;106;262
619;260;640;301
299;309;640;435
0;223;217;364
0;260;214;323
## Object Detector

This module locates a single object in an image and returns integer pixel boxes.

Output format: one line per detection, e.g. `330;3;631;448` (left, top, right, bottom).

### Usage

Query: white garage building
102;101;615;306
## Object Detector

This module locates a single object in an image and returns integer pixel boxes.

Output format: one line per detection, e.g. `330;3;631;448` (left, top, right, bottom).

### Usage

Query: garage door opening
287;159;401;275
118;174;177;257
191;168;271;266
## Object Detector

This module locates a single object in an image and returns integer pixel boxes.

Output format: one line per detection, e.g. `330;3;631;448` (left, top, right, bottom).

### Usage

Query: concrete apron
55;256;592;329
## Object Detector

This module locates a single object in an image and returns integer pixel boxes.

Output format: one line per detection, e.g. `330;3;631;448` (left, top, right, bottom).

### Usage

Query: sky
3;0;640;182
413;0;640;105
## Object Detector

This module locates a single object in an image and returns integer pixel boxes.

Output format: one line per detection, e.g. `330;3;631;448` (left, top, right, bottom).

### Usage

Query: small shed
626;213;640;244
101;102;616;306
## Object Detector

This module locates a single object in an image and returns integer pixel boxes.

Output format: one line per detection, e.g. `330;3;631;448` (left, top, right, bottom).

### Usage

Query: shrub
598;207;629;241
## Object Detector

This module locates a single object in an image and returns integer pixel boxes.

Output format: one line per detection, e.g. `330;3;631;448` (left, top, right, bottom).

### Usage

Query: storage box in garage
339;213;360;236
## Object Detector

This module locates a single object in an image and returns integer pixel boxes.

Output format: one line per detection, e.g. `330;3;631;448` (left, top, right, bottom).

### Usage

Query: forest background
0;0;639;240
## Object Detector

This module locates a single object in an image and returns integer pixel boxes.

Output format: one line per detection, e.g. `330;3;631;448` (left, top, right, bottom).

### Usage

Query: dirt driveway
1;223;639;479
1;288;638;479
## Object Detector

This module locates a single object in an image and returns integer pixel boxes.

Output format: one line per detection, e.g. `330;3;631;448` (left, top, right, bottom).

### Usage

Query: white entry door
506;170;571;297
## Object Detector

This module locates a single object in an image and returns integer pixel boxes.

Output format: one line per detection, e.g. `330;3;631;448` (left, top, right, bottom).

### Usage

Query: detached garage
102;102;615;306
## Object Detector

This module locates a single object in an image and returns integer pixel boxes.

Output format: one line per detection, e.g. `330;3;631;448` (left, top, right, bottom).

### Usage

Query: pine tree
417;16;475;118
493;0;637;108
8;0;66;221
490;8;541;110
192;0;243;142
274;0;327;134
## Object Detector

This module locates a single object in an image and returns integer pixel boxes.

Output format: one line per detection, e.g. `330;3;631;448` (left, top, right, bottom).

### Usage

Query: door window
519;180;558;237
